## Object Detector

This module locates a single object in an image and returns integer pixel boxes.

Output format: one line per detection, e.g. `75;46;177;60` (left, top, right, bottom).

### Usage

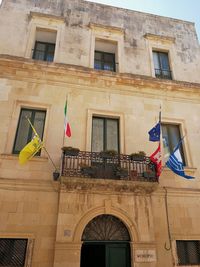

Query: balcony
61;151;158;182
155;68;172;80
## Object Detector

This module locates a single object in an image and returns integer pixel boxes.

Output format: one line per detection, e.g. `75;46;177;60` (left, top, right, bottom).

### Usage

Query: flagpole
26;117;59;174
62;94;68;147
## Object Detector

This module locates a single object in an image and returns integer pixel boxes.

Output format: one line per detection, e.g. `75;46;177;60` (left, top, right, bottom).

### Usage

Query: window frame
0;238;28;267
161;123;185;165
153;50;172;79
176;240;200;266
91;116;120;153
32;41;55;62
13;108;46;155
94;50;116;72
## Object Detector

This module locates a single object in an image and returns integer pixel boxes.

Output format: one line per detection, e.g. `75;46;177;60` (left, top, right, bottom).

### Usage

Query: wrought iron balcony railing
61;151;158;182
155;68;172;80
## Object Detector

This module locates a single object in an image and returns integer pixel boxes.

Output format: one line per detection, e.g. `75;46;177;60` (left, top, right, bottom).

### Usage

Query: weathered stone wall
0;0;200;82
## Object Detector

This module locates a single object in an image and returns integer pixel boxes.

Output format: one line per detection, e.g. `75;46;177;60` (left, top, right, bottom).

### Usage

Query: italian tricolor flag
64;102;71;137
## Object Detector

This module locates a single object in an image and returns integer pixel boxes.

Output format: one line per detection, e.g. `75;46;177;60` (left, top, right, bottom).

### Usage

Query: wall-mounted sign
135;249;157;262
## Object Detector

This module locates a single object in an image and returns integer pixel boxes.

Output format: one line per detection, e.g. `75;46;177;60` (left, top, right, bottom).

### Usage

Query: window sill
0;153;48;162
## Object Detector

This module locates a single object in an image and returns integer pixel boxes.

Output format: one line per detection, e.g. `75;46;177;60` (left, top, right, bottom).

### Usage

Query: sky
87;0;200;42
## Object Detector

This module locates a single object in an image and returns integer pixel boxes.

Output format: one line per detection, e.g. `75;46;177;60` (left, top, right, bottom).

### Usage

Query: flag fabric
64;101;71;137
166;140;194;179
148;122;161;142
150;143;162;177
19;135;43;164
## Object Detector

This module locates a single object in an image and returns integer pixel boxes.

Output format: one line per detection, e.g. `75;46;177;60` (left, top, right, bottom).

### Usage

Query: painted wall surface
0;0;200;82
0;1;200;267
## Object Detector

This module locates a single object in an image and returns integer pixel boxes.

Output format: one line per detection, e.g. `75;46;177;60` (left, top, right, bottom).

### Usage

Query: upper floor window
153;51;172;79
176;240;200;265
13;108;46;154
94;39;118;72
0;238;28;267
32;28;57;62
92;117;119;153
33;41;55;62
94;51;116;71
162;124;185;165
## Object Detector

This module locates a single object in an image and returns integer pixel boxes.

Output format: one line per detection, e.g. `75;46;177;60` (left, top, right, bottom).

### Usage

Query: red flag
64;101;71;137
150;143;162;177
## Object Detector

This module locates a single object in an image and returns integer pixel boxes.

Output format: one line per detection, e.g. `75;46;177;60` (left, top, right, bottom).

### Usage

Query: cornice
60;177;158;195
89;22;124;34
0;55;200;98
29;11;65;22
144;33;175;43
0;177;59;192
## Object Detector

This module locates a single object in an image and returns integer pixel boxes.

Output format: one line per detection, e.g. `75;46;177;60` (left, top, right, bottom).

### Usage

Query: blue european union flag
148;122;161;142
166;139;194;179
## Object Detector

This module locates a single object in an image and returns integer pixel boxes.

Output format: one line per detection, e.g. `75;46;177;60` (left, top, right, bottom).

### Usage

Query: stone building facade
0;1;200;267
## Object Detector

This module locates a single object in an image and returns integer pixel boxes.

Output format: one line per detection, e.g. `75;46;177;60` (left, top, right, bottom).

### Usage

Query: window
0;238;28;266
176;240;200;265
13;108;46;154
94;51;116;71
153;51;172;79
92;117;119;152
94;39;118;72
162;124;185;164
33;41;55;62
32;28;57;62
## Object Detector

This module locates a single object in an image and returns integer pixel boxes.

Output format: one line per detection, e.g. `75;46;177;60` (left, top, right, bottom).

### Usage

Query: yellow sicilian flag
19;135;43;164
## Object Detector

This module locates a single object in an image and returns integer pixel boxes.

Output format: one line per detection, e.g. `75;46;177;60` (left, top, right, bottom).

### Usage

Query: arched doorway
80;214;131;267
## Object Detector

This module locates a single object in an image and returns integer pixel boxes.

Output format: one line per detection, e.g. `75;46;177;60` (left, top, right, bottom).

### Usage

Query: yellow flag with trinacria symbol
19;118;44;164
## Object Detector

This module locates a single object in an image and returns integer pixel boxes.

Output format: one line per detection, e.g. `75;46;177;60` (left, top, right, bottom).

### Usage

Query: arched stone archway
73;206;139;243
80;214;132;267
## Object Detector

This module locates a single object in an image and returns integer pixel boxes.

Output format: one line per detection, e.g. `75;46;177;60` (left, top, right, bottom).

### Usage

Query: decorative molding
55;242;82;250
144;33;175;43
60;177;158;195
89;22;124;34
29;11;65;22
0;178;59;192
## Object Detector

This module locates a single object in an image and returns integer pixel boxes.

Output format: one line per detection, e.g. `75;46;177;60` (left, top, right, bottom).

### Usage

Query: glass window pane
160;52;170;70
14;110;32;152
94;60;102;70
104;63;114;71
34;51;45;60
153;51;160;69
33;111;46;140
162;124;185;164
94;51;102;60
106;119;119;152
92;118;104;152
162;124;171;160
36;43;46;51
104;53;114;63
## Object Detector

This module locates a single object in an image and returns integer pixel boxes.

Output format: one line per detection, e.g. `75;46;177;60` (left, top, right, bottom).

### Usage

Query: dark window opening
13;108;46;154
33;41;55;62
177;240;200;265
94;51;116;72
153;51;172;79
0;238;28;267
92;117;119;153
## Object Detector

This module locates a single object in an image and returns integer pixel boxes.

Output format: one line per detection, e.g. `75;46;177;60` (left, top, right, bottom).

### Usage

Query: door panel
106;244;130;267
81;242;131;267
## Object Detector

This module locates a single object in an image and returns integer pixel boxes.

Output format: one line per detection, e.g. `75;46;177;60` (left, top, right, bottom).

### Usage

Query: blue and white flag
166;139;194;179
148;122;161;142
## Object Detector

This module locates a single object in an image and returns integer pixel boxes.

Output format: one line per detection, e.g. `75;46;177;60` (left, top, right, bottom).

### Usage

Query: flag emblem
64;102;71;137
166;139;194;179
